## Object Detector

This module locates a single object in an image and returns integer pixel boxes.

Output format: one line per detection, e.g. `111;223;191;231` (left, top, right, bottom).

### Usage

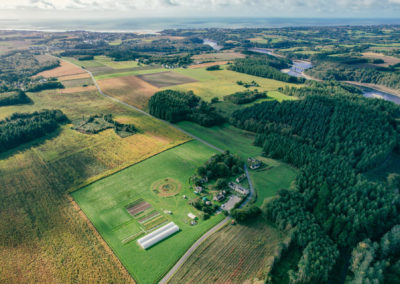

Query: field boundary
67;195;136;284
68;139;192;193
158;216;231;284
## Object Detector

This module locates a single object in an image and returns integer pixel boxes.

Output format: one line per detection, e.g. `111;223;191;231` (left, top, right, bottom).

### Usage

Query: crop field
95;56;140;69
0;80;189;283
58;85;97;94
35;60;87;78
166;69;302;101
169;217;285;283
72;141;225;284
94;67;169;80
61;78;94;88
58;73;91;81
97;75;158;110
137;71;198;88
192;52;245;62
189;61;229;69
361;52;400;67
176;122;298;205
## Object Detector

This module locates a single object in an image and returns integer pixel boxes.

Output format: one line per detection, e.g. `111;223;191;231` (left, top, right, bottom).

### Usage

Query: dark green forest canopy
229;57;305;84
148;89;224;127
0;109;69;153
231;84;400;282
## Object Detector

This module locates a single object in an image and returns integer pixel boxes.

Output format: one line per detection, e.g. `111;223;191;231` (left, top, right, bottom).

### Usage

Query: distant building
228;182;249;196
236;173;246;183
188;213;197;220
248;157;262;170
194;186;204;194
213;191;225;202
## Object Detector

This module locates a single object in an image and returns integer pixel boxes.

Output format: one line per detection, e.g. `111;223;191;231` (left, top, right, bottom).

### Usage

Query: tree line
223;89;267;105
229;83;400;282
148;89;224;127
229;57;305;83
0;110;69;153
0;90;31;107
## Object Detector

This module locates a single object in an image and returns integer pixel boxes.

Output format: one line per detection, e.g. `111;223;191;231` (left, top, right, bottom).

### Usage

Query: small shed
188;213;197;220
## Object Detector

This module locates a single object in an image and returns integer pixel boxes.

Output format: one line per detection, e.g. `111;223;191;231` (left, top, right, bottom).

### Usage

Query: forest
148;89;224;126
229;57;305;83
0;109;69;153
0;90;31;106
230;83;400;283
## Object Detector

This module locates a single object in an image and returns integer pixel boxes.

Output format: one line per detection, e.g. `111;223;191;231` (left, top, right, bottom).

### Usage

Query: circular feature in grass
151;178;182;197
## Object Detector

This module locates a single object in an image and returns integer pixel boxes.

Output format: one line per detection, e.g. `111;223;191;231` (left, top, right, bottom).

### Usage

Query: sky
1;0;400;20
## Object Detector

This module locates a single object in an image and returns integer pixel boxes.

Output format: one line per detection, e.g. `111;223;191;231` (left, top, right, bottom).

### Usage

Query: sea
1;17;400;33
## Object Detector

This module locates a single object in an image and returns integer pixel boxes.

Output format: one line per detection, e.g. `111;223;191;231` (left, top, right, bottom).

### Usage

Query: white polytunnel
137;222;180;249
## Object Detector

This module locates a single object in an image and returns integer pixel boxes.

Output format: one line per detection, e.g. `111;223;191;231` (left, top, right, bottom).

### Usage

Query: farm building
248;157;262;170
228;182;249;196
236;173;246;183
194;186;204;194
188;213;197;220
137;222;180;249
213;191;226;202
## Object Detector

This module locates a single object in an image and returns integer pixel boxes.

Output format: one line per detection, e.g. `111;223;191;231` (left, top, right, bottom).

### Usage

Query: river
203;39;223;51
361;87;400;105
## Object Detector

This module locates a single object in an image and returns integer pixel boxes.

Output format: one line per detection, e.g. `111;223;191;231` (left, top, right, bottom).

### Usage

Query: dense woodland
148;90;224;126
229;57;305;83
0;110;69;153
230;82;400;283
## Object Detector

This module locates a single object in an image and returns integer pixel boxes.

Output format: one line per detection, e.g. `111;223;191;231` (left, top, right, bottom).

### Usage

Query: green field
176;122;298;205
166;68;302;101
72;141;225;284
94;68;168;80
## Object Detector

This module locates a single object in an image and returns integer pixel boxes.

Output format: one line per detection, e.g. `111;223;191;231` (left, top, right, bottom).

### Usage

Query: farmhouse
236;173;246;183
248;157;262;170
194;186;204;194
137;222;180;249
228;182;249;196
213;191;226;202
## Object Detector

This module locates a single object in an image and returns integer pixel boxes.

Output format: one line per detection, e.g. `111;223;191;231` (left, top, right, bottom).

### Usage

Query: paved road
159;216;231;284
74;63;248;284
241;164;255;208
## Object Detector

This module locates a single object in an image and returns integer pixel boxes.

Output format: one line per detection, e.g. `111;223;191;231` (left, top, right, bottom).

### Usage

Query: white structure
137;222;179;249
188;213;197;220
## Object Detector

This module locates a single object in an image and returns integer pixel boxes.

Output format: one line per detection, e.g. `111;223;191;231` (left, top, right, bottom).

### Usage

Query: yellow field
97;75;159;110
34;60;87;78
192;52;245;62
0;83;189;283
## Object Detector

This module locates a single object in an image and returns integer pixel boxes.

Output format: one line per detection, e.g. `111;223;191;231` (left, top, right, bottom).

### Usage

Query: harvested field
361;52;400;67
58;85;97;94
137;71;197;88
192;52;245;62
59;73;91;81
61;78;94;88
189;61;229;69
127;201;151;216
35;60;86;78
98;75;158;110
169;218;285;284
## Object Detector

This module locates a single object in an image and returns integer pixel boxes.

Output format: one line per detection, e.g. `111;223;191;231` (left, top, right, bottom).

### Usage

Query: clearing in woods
72;140;225;284
191;52;245;62
189;61;229;69
137;71;198;88
97;75;158;110
169;217;286;284
0;82;189;283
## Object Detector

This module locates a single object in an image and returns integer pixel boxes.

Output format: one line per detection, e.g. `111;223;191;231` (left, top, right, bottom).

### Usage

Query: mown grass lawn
176;122;298;205
72;141;225;284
